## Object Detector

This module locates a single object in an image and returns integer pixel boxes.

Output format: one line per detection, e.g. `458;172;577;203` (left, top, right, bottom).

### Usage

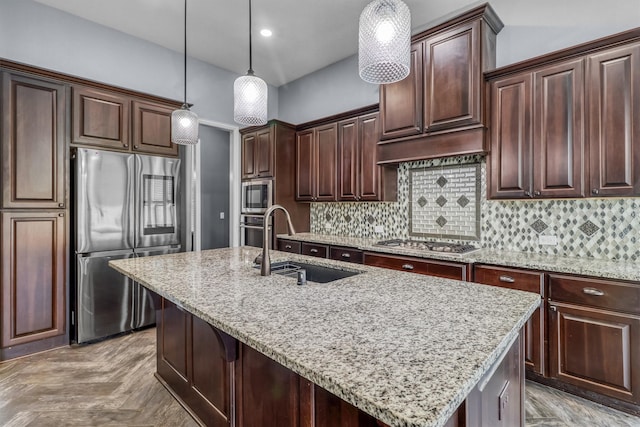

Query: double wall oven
240;179;273;247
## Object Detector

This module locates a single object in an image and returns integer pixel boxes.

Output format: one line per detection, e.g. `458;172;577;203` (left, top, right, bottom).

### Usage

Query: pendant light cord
183;0;188;105
248;0;254;74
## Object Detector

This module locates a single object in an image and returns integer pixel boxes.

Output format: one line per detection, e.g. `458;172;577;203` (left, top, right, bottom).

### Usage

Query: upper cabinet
242;126;274;179
296;123;338;202
378;4;503;164
487;31;640;199
1;72;66;209
71;85;179;157
588;43;640;197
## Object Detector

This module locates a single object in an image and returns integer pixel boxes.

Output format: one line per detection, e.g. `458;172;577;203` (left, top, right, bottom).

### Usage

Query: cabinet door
300;382;380;427
255;127;274;178
72;86;130;150
131;100;178;157
296;129;315;201
380;43;423;139
489;73;533;199
588;43;640;196
424;21;480;132
242;132;257;179
533;59;585;198
549;301;640;404
1;211;66;348
157;298;190;397
364;252;467;281
237;344;300;427
358;112;382;201
2;73;66;209
337;117;359;201
315;123;338;201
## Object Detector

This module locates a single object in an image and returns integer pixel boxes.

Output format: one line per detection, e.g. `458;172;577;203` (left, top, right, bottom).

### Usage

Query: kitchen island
110;247;540;427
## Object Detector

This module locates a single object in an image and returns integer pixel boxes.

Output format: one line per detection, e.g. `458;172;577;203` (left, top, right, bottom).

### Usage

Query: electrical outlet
219;212;225;220
374;225;384;233
324;223;332;230
539;235;558;245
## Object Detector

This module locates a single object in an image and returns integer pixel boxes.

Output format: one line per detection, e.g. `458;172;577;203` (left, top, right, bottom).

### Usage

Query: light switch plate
374;225;384;233
324;223;332;230
539;235;558;245
219;212;225;220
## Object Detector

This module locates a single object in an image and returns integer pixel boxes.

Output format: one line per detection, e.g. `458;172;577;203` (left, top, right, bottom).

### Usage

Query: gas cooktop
375;239;480;255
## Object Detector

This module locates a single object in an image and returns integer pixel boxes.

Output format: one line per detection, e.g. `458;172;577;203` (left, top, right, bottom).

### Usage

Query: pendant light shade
358;0;411;84
171;0;199;145
234;0;268;126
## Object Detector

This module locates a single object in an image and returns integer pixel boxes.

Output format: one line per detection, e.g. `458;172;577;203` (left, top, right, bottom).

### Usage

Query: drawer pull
310;248;319;253
499;275;515;283
583;287;604;296
402;264;414;271
285;245;292;249
341;253;351;258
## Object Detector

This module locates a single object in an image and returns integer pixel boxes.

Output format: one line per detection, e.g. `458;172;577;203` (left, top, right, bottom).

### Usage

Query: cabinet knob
583;287;604;296
533;191;541;197
58;203;65;208
58;213;64;217
134;145;139;149
549;305;557;312
499;275;515;283
402;264;414;271
285;245;292;249
524;191;531;197
123;144;128;148
310;248;319;254
592;188;599;195
341;253;351;258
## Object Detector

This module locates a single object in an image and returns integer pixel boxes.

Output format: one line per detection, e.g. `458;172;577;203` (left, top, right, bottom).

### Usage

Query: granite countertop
110;247;539;427
279;232;640;282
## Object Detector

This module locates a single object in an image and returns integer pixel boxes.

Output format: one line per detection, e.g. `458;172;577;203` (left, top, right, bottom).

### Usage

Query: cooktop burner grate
375;239;480;254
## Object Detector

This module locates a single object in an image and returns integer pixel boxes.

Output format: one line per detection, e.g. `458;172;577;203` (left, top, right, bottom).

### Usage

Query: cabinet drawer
474;265;544;295
277;239;301;254
549;274;640;315
329;246;363;264
301;243;328;258
364;252;467;281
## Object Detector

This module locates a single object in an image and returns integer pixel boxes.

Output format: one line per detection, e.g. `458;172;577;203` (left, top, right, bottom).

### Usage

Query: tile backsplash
310;155;640;261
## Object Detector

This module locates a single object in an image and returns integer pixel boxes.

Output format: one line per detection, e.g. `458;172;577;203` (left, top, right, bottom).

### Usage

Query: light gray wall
0;0;278;125
200;126;230;250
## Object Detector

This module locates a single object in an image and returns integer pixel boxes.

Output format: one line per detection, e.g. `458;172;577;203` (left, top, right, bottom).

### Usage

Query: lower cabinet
473;265;545;376
548;274;640;405
364;252;469;281
1;211;67;360
156;298;235;426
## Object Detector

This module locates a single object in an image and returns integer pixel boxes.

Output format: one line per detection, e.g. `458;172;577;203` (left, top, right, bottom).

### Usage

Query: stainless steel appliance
74;148;180;343
241;179;272;214
375;239;480;255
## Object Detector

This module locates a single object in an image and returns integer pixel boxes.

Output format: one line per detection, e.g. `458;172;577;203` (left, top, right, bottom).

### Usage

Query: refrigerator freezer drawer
76;251;135;343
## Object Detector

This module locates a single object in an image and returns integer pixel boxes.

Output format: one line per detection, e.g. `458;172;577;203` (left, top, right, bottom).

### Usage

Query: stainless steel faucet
260;204;296;276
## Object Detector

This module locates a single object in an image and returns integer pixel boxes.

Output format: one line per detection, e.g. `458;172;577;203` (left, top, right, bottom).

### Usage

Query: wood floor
1;328;639;427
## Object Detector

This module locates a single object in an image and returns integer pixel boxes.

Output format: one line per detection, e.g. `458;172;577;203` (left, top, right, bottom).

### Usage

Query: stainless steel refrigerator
74;148;181;343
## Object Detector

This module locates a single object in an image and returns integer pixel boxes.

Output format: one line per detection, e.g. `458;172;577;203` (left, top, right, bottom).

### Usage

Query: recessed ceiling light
260;29;273;37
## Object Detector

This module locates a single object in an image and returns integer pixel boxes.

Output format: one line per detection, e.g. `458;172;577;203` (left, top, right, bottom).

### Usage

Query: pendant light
234;0;268;126
358;0;411;84
171;0;199;145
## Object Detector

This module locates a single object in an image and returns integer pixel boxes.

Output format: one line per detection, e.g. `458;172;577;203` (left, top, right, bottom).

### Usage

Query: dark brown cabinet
488;59;585;199
377;5;502;164
277;238;302;254
301;242;329;258
242;127;274;179
131;100;178;156
329;246;364;264
72;87;179;157
338;113;396;202
296;123;338;201
473;265;545;375
156;298;235;426
588;42;640;196
364;252;469;281
2;72;66;209
548;274;640;405
72;86;130;150
1;211;66;353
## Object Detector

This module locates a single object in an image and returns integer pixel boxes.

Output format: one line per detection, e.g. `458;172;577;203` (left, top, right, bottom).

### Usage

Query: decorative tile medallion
417;196;428;207
578;220;600;236
457;195;470;208
436;175;448;188
530;219;548;234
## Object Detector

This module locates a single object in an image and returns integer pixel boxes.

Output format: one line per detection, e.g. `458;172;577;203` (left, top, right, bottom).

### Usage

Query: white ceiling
33;0;640;87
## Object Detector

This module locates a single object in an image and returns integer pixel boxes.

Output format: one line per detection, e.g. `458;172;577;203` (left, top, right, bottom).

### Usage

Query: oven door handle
240;224;270;230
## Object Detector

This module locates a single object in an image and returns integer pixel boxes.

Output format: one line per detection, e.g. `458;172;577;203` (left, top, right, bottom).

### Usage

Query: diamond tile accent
417;196;428;207
366;215;375;225
436;175;448;188
436;216;447;227
457;195;470;208
530;219;548;234
579;220;600;237
325;212;332;221
344;214;352;223
436;196;448;207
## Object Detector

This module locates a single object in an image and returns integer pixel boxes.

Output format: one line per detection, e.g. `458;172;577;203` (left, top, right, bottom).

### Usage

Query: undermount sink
256;261;361;283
